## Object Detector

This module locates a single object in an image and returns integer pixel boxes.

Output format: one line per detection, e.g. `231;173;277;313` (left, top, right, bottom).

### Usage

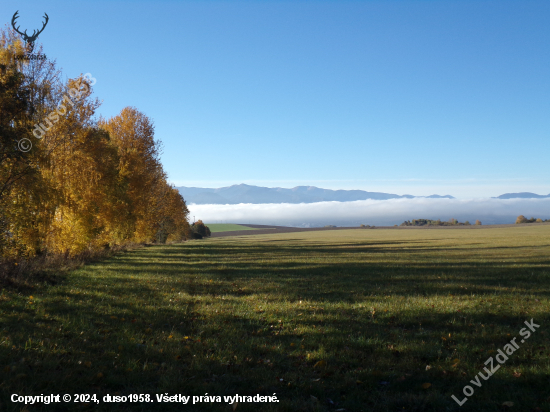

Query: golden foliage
1;30;189;261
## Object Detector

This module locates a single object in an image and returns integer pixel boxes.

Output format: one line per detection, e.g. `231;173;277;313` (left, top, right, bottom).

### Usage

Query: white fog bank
187;198;550;227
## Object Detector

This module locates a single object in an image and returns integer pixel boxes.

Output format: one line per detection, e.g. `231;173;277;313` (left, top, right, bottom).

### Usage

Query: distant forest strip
401;216;550;227
515;215;550;224
400;218;481;226
1;29;191;273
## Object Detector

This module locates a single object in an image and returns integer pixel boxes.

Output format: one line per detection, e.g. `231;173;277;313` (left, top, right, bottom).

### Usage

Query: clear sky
3;0;549;198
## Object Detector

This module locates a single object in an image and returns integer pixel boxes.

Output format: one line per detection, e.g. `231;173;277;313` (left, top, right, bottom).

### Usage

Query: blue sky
3;0;549;198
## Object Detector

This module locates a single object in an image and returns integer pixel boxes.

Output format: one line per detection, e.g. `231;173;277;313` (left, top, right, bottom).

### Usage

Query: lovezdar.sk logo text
11;10;49;60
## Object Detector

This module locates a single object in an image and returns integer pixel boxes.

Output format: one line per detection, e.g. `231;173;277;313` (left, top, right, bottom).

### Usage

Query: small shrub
191;220;211;238
475;220;482;225
516;215;528;224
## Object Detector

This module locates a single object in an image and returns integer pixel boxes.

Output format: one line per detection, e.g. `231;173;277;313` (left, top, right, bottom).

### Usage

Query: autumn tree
100;107;189;244
0;29;58;259
152;183;190;243
516;215;528;224
1;26;190;264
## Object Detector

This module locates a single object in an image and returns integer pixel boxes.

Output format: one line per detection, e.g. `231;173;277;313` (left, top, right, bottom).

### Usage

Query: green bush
191;220;211;238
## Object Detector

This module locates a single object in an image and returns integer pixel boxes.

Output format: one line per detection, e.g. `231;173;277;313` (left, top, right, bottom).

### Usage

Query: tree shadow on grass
1;238;550;411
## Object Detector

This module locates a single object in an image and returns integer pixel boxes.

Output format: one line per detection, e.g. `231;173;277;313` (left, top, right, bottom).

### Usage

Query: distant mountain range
176;184;455;205
493;192;550;199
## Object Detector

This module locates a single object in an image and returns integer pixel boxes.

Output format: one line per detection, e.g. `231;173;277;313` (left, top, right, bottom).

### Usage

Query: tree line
515;215;549;224
1;29;192;265
400;218;482;227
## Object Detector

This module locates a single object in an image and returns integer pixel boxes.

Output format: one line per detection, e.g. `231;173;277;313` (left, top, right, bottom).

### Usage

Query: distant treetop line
400;219;482;227
176;184;550;205
515;215;550;224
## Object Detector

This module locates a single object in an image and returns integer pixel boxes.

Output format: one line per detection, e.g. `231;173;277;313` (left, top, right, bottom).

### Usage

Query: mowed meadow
1;225;550;411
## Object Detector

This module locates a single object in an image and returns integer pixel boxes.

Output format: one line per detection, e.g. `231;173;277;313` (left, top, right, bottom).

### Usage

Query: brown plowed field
210;222;550;237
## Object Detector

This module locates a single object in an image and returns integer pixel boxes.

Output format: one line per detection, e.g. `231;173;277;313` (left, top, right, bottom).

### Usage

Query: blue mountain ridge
493;192;550;199
176;184;456;205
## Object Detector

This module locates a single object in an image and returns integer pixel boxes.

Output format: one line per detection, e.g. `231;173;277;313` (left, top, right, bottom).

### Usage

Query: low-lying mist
187;198;550;227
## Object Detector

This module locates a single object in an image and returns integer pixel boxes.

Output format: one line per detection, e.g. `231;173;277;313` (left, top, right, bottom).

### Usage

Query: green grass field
1;226;550;411
205;223;257;233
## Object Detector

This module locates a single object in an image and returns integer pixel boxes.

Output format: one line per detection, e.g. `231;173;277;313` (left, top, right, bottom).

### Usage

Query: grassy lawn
205;224;258;233
1;226;550;411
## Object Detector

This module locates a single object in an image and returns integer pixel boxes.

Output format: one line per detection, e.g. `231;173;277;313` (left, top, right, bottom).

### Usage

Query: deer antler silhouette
11;11;49;52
